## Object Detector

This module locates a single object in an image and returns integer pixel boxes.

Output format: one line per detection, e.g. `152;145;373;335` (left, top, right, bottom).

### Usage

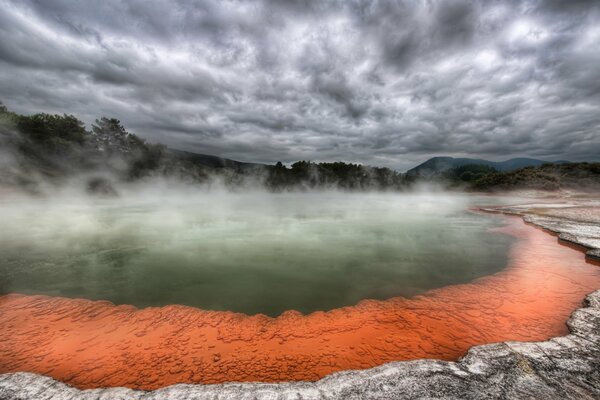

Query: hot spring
0;191;515;316
2;190;600;389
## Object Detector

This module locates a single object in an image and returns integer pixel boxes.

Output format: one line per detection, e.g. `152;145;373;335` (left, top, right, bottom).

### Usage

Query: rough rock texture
1;289;599;399
481;203;600;261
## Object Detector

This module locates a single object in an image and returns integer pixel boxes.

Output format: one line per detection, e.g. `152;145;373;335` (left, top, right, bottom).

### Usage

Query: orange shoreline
1;216;600;390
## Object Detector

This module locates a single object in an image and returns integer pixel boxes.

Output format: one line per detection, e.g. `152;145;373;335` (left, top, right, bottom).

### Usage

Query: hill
406;156;570;177
168;149;266;172
472;163;600;191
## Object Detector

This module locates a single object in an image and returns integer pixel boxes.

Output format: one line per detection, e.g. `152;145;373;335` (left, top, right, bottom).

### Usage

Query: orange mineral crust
1;217;600;390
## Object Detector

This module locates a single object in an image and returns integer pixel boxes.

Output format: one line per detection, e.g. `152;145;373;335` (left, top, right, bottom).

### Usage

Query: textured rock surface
1;289;599;399
481;202;600;261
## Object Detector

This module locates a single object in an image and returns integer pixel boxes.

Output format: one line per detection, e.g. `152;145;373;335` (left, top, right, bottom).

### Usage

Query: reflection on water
0;192;515;315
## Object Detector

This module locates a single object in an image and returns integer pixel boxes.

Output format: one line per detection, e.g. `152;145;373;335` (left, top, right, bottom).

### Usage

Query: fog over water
0;188;517;316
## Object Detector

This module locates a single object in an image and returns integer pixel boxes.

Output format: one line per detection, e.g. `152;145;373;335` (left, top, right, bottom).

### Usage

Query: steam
0;107;523;316
0;187;519;316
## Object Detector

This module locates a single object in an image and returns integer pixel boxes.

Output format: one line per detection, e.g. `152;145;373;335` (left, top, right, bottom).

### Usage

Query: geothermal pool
0;192;513;315
1;191;600;389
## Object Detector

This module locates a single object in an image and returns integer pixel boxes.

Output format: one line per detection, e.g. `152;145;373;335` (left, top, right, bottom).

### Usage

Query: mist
0;103;554;317
0;185;519;316
0;108;411;197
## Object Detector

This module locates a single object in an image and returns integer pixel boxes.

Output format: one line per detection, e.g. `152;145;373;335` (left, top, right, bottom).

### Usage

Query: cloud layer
1;0;599;170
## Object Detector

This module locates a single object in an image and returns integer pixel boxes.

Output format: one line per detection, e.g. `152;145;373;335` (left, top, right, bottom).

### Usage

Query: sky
0;0;599;171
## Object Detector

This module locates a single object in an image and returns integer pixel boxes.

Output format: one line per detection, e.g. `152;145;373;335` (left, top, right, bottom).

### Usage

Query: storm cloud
0;0;599;170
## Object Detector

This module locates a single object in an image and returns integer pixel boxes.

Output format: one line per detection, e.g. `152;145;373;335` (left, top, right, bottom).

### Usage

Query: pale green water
0;192;514;316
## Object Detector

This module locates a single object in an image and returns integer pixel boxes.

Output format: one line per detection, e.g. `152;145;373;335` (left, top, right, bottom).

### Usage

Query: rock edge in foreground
479;203;600;262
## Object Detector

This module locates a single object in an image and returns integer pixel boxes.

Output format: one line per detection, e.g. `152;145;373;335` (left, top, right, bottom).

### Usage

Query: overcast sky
1;0;599;170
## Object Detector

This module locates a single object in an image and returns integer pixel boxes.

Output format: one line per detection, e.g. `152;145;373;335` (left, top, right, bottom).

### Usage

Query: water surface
0;192;514;315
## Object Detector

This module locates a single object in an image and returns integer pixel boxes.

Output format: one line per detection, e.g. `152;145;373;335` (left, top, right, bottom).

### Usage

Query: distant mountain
168;149;267;172
406;156;570;177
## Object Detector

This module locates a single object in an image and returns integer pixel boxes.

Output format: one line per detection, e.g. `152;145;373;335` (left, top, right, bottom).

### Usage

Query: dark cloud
0;0;599;170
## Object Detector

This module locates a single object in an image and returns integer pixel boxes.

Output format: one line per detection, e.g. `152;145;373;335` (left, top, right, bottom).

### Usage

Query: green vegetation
18;113;87;146
471;162;600;191
0;105;176;192
0;103;18;126
0;104;407;193
266;160;405;190
417;162;600;191
1;103;598;193
442;164;498;184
